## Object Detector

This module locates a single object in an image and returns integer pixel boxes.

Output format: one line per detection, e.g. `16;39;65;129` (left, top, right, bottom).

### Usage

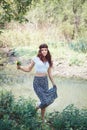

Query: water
0;73;87;112
51;77;87;112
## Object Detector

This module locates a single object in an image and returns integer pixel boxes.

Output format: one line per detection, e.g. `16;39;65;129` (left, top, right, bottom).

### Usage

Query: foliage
0;0;87;40
0;0;32;28
0;91;14;114
0;91;87;130
48;104;87;130
69;39;87;53
14;47;37;57
0;91;42;130
28;0;87;40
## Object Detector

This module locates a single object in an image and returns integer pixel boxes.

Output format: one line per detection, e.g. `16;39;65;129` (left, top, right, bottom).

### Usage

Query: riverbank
53;58;87;80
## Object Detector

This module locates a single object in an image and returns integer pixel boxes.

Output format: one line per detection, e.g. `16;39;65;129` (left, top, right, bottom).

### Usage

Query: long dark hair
37;44;53;67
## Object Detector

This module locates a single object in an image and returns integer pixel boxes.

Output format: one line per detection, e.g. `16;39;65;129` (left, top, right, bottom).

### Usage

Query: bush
69;39;87;53
0;91;42;130
0;91;87;130
0;91;14;116
48;104;87;130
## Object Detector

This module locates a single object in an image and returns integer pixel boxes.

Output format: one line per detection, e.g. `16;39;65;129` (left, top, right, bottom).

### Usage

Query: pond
52;77;87;112
0;71;87;112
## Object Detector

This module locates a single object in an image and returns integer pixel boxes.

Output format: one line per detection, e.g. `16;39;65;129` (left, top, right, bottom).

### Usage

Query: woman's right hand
16;61;21;69
17;65;21;69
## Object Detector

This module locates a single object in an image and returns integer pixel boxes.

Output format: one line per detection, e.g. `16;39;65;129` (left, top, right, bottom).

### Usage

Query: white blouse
32;57;49;73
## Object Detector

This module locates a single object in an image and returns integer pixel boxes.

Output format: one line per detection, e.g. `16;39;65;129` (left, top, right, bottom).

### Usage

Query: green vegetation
69;39;87;53
0;0;87;40
28;0;87;39
48;104;87;130
0;0;87;67
0;91;42;130
0;0;32;28
0;1;87;129
0;91;87;130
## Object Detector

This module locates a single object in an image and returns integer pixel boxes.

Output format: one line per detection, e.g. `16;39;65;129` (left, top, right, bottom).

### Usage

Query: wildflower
16;61;21;65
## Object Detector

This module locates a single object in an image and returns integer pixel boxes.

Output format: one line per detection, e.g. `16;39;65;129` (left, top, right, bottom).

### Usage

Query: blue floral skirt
33;76;58;108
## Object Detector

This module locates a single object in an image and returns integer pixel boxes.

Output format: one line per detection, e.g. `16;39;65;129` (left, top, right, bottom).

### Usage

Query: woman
17;44;57;122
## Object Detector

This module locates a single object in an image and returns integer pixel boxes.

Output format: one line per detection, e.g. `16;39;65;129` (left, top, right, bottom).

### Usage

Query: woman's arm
48;67;55;86
17;60;35;72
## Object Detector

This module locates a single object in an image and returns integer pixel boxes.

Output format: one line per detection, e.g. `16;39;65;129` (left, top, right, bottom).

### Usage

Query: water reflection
0;73;87;112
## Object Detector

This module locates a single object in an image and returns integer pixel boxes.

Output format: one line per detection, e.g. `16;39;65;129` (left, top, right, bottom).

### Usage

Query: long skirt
33;76;58;108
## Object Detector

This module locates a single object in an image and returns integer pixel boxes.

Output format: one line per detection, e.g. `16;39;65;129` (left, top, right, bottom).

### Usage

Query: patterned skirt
33;76;58;108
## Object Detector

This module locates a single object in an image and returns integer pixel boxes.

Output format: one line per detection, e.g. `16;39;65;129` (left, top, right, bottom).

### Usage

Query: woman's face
41;48;48;57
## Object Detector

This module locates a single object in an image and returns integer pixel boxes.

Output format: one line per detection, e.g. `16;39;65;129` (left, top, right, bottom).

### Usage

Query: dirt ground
52;58;87;80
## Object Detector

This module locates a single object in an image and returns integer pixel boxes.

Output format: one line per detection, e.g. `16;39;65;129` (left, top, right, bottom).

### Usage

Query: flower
16;61;21;65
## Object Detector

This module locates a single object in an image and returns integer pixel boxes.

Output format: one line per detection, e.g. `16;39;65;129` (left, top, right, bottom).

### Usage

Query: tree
0;0;32;28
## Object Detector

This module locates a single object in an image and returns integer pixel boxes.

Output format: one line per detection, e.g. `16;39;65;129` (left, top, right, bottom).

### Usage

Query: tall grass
0;22;62;48
0;30;31;47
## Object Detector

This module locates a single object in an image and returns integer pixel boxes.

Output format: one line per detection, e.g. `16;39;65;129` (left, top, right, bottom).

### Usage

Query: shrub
0;91;87;130
0;91;14;117
48;104;87;130
0;91;42;130
11;97;41;130
69;39;87;53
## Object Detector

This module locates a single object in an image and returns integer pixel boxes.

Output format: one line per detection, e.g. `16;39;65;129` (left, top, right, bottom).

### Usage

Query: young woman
17;44;57;122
